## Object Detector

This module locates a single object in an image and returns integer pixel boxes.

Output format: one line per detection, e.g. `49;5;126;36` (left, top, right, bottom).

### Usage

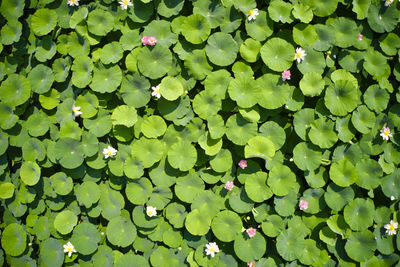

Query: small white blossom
294;47;306;63
146;206;157;217
67;0;79;6
151;84;161;99
384;220;398;236
103;146;117;159
63;241;77;258
380;126;393;141
385;0;394;6
391;196;395;201
205;242;219;258
119;0;133;10
246;8;259;21
72;104;82;117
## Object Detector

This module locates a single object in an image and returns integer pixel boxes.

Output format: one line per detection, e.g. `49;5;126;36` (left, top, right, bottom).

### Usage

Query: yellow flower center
156;88;160;94
72;107;77;112
389;225;395;230
124;0;128;4
67;247;73;252
296;52;302;58
107;151;112;156
248;10;254;16
148;211;152;215
71;0;76;2
210;247;214;252
384;130;390;136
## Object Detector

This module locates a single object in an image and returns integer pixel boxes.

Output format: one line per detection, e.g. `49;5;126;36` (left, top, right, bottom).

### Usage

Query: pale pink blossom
248;261;256;267
246;227;256;238
358;34;363;41
224;181;234;191
238;160;247;169
299;200;308;210
141;36;157;46
282;70;291;81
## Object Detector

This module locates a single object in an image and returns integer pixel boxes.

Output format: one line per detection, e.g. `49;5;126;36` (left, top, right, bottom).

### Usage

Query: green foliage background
0;0;400;266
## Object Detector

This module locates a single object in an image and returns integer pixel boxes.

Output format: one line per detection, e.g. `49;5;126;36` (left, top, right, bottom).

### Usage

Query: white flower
205;242;219;258
63;241;77;258
384;220;398;236
391;196;395;201
72;104;82;117
102;145;117;159
67;0;79;6
294;47;306;63
119;0;133;10
385;0;394;6
151;84;161;99
146;206;157;217
246;8;259;21
380;126;393;141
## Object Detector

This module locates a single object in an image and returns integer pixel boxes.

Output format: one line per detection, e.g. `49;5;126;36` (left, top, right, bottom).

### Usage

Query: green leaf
106;216;137;247
1;223;27;256
54;210;77;235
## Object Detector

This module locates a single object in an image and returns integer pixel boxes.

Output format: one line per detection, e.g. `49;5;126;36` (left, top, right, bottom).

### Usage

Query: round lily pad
20;161;41;186
260;38;294;72
345;230;376;262
0;74;31;107
106;216;137;247
329;159;358;187
211;210;242;242
351;105;375;134
245;136;275;160
234;233;266;262
160;76;184;101
363;85;390;113
343;198;375;231
131;138;164;168
308;118;338;149
54;138;84;169
120;73;151;108
70;222;100;255
299;72;324;97
293;142;322;171
141;116;167;138
71;55;93;88
205;32;239;66
210;149;232;173
28;64;54;94
1;223;27;256
75;181;100;208
325;80;359;116
245;10;273;41
31;8;57;36
0;182;14;199
367;2;398;33
167;141;197;171
193;90;221;119
89;64;122;94
138;45;173;79
185;208;212;236
175;172;205;203
324;183;354;211
256;73;292;109
330;17;358;48
268;165;297;196
54;210;77;235
126;178;153;205
165;203;187;228
39;238;64;267
111;105;137;127
245;172;273;202
228;75;261;108
181;14;211;44
87;9;114;36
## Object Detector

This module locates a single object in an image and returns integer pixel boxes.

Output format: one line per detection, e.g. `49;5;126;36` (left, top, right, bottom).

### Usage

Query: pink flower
238;160;247;169
141;36;157;46
224;181;234;191
299;200;308;211
246;227;256;238
358;33;363;41
282;70;291;81
248;261;256;267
